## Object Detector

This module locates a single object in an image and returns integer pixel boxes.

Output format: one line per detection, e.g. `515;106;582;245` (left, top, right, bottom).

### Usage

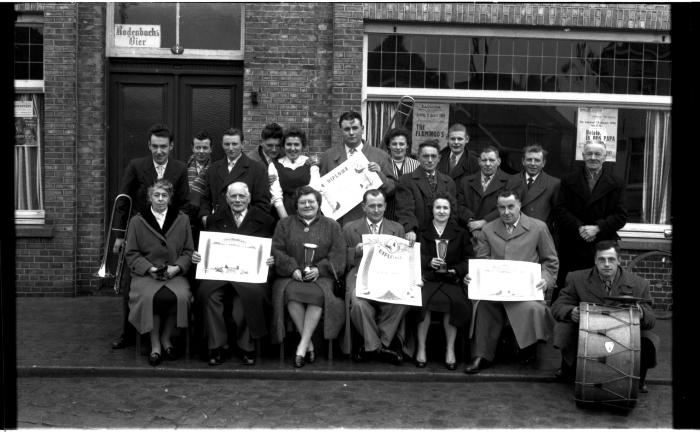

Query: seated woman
415;193;473;370
270;186;346;367
268;127;321;220
125;179;194;366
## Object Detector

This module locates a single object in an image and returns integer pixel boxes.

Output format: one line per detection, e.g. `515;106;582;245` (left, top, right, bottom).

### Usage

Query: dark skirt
420;281;470;327
284;280;324;307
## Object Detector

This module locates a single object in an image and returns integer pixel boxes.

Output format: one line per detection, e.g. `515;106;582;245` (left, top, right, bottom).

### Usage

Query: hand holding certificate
467;259;544;301
196;231;272;283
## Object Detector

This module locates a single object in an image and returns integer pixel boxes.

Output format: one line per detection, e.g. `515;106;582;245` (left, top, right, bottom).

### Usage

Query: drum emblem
605;341;614;353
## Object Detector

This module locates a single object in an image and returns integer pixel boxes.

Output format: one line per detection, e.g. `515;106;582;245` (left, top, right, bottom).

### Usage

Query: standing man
319;111;396;226
395;140;457;246
553;140;627;301
186;130;213;190
191;128;270;229
110;123;190;350
436;123;479;187
246;122;284;168
464;190;558;374
342;189;409;365
551;240;658;392
458;146;511;237
506;144;560;229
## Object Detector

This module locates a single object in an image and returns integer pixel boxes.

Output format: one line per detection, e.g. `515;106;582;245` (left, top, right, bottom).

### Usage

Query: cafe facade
14;3;671;309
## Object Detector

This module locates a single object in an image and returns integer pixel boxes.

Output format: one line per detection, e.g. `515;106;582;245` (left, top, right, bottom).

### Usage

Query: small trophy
303;243;318;281
308;152;320;166
435;239;449;273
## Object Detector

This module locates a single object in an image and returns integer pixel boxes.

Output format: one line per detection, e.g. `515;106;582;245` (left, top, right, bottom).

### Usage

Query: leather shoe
111;336;134;350
241;352;255;366
445;361;457;371
414;359;427;368
294;355;306;368
148;352;162;367
464;357;489;374
554;362;575;382
305;350;316;364
164;346;177;361
208;348;223;366
378;346;402;365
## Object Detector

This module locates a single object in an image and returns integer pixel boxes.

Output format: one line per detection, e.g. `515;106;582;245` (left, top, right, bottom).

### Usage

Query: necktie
156;165;165;179
506;224;514;234
395;163;403;178
450;154;457;171
348;147;356;157
228;160;234;173
527;176;534;189
604;280;612;295
427;172;437;192
234;212;242;227
370;223;377;234
482;174;491;191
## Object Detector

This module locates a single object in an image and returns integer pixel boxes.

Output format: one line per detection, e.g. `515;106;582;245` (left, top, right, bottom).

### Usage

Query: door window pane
114;3;177;49
181;3;242;50
15;94;43;211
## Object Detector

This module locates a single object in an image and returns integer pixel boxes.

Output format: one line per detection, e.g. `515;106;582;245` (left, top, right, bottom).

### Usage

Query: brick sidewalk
16;296;672;384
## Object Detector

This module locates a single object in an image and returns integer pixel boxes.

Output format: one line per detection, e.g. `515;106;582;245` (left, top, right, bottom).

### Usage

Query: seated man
551;240;659;392
464;190;558;374
342;189;409;365
192;182;275;366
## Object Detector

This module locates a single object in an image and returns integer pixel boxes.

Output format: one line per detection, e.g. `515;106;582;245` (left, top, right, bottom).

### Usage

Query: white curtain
365;101;397;151
642;111;671;224
14;93;43;211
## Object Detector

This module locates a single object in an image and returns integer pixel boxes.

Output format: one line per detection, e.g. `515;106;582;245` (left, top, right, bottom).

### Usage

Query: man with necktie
341;189;409;364
436;123;480;187
110;123;190;350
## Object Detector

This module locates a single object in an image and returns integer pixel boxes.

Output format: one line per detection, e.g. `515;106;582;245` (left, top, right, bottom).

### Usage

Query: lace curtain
642;111;671;224
365;101;397;151
15;93;43;211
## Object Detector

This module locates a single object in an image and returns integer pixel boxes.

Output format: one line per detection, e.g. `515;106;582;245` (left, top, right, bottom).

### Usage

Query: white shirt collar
228;155;241;168
525;172;541;182
345;142;363;157
153;160;168;170
366;218;383;231
151;207;167;229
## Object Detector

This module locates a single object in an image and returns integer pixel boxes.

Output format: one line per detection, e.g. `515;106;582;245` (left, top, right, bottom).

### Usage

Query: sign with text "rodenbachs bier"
114;25;161;48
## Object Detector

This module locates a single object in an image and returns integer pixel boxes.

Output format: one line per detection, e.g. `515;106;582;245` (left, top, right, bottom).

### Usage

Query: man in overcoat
551;240;659;392
342;189;408;364
246;122;283;168
553;140;627;301
506;144;560;227
464;190;558;374
436;123;480;187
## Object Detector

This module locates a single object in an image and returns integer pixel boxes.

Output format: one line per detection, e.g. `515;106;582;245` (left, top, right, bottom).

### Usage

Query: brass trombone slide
95;193;132;294
380;95;415;151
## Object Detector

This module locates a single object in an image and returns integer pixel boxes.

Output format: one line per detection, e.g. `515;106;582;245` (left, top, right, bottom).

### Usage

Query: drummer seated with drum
551;240;659;393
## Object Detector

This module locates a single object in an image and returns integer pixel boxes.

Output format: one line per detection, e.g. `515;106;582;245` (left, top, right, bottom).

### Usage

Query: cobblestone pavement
18;377;671;429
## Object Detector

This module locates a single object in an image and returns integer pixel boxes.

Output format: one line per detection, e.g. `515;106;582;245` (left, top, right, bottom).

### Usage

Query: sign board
114;25;161;48
411;102;449;154
14;100;34;118
576;107;618;161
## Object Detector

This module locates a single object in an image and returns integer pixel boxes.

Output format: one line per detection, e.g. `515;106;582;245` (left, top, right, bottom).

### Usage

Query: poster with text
319;152;383;220
576;107;618;161
196;231;271;283
411;102;449;154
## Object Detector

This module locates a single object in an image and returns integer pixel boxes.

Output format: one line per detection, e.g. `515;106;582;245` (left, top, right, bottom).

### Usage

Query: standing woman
268;127;321;220
125;179;194;366
270;186;346;367
384;128;419;221
415;193;473;370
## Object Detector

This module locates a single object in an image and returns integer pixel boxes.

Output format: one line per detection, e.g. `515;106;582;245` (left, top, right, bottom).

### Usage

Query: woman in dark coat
125;179;194;366
270;186;346;368
415;193;473;370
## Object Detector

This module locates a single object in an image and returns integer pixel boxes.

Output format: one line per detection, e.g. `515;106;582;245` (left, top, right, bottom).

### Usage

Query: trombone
380;95;415;152
95;193;132;294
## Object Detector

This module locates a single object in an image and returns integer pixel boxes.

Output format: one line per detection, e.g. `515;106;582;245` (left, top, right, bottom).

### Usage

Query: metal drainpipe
73;3;79;297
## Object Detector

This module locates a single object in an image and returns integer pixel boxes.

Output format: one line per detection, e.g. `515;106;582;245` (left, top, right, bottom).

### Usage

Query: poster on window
576;107;618;161
15;99;37;146
411;102;449;154
318;152;383;220
355;234;422;306
196;231;271;283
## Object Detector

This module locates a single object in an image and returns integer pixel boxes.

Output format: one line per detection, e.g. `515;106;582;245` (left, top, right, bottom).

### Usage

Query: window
15;16;44;224
106;2;244;60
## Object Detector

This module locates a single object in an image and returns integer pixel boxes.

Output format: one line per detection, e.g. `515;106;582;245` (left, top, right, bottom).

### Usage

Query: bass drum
575;302;641;409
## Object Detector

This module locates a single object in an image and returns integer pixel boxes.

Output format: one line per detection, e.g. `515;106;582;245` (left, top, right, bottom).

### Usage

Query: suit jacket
194;154;271;222
319;143;397;224
506;170;561;225
206;205;275;238
115;156;190;229
246;146;274;168
554;164;627;269
436;147;480;187
458;168;510;223
395;169;457;234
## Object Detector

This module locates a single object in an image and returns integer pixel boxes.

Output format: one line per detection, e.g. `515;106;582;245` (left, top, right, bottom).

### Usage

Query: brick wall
363;3;670;30
242;3;334;154
620;249;672;311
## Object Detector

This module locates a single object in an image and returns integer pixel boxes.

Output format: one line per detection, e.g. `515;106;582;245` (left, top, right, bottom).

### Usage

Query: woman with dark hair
268;127;322;219
125;179;194;366
270;186;346;367
414;193;473;370
384;127;419;220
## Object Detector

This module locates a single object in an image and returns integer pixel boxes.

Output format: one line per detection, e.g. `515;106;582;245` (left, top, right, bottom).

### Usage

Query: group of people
109;111;658;393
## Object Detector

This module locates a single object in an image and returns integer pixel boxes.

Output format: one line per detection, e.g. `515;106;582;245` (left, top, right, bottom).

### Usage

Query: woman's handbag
329;262;346;299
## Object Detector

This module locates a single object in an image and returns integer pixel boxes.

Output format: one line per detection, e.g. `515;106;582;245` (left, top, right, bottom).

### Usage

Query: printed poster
196;231;271;283
355;234;422;307
576;107;618;161
467;259;544;301
319;152;383;220
411;102;449;154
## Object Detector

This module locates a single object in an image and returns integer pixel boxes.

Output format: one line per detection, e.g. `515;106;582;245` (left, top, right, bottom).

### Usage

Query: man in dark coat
190;128;271;229
551;240;658;393
193;181;275;366
246;122;284;168
111;123;190;350
553;140;627;301
395;140;457;246
436;123;480;187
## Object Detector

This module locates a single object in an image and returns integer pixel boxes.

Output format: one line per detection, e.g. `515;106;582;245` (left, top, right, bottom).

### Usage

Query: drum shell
575;302;641;408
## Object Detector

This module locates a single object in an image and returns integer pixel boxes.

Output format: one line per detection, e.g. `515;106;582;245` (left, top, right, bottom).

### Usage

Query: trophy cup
435;239;449;273
303;243;318;281
308;152;320;166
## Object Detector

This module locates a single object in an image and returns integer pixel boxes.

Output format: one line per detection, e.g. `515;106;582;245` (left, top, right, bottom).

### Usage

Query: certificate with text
467;259;543;301
319;152;383;220
196;231;271;283
355;234;422;306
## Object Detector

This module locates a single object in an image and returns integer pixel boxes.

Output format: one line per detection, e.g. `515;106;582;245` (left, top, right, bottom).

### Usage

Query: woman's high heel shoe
305;350;316;364
415;359;427;368
294;355;306;368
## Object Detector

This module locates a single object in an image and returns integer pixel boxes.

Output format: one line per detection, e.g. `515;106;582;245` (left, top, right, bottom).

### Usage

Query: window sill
619;237;671;252
16;224;54;238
